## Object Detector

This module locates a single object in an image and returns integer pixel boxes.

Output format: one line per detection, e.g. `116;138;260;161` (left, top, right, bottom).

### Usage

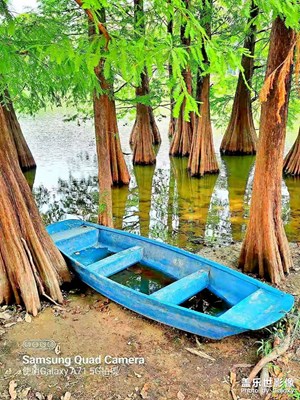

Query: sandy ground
0;243;299;400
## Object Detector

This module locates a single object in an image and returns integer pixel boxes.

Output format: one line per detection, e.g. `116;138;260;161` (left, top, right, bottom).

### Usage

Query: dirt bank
0;243;299;400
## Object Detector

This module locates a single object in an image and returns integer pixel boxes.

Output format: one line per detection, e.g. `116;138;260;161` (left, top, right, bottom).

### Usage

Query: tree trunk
167;6;176;137
130;71;161;147
238;17;295;283
188;75;219;176
220;1;258;155
0;107;70;314
89;11;130;187
86;8;130;226
283;127;300;175
1;96;36;171
188;0;218;177
93;76;114;227
169;0;194;157
130;0;161;157
132;89;156;164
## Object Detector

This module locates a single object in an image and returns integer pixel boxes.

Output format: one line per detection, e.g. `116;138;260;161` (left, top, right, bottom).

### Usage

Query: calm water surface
20;110;300;252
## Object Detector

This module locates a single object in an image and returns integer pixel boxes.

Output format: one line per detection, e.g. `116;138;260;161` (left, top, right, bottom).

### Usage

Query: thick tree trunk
132;92;156;165
130;0;161;159
93;82;114;227
187;0;218;177
130;74;161;147
188;75;219;176
169;0;194;157
89;11;130;187
86;8;129;226
238;17;295;283
1;97;36;171
0;107;70;314
167;8;176;137
283;128;300;175
220;1;258;155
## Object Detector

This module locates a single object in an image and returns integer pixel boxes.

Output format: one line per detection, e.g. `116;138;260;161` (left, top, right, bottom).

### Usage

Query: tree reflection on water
32;155;299;251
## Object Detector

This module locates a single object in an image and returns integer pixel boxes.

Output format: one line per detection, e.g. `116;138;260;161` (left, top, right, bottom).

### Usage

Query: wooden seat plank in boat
151;270;209;305
88;246;144;277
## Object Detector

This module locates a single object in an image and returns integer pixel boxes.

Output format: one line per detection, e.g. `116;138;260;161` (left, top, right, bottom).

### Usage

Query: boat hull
47;219;294;339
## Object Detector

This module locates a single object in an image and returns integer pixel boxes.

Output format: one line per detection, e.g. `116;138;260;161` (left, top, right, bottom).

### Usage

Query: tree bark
132;85;156;165
188;75;219;176
0;107;70;314
93;80;114;227
85;7;130;226
169;0;194;157
167;4;176;137
188;0;218;177
130;0;161;159
220;1;258;155
283;127;300;175
238;17;295;283
90;17;130;187
0;96;36;171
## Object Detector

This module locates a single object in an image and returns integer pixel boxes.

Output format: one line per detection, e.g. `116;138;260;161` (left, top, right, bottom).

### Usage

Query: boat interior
48;220;290;326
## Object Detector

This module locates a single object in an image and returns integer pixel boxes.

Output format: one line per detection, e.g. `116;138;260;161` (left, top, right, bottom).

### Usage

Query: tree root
248;329;291;382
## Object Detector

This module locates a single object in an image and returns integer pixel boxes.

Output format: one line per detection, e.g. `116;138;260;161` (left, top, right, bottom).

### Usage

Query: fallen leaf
25;314;32;323
61;392;71;400
134;371;142;378
46;395;53;400
185;347;215;361
177;391;185;400
140;383;150;399
9;380;17;400
17;317;23;323
230;371;236;385
20;387;31;398
0;312;11;320
35;392;43;400
4;322;16;328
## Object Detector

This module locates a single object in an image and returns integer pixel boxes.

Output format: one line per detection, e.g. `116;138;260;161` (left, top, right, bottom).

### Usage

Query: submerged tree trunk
0;107;70;314
130;71;161;147
0;96;36;171
283;128;300;175
238;17;295;283
130;0;161;162
188;0;218;177
82;4;130;226
93;81;114;227
220;1;258;155
188;76;219;176
167;7;176;137
169;0;194;157
89;16;130;187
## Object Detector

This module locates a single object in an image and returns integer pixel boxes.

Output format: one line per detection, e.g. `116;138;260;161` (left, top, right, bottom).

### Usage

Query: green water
20;111;300;251
109;263;176;295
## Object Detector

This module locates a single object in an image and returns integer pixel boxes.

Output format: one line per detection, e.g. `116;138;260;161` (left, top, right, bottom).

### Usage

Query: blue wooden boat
47;219;294;339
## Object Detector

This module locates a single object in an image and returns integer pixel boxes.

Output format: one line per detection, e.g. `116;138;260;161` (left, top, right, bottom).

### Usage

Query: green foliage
0;0;298;122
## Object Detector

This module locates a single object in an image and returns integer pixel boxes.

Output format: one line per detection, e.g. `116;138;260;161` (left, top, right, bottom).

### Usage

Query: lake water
20;109;300;252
